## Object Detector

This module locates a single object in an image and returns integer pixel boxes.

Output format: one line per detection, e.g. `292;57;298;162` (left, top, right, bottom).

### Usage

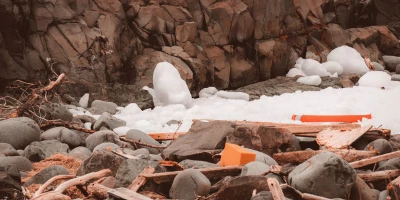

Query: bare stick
267;178;285;200
350;151;400;168
129;166;155;192
120;136;166;149
54;169;112;193
40;119;95;133
33;175;75;198
44;73;66;91
358;169;400;182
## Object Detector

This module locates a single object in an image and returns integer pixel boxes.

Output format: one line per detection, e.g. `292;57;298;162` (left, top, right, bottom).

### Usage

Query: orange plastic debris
292;114;372;123
148;132;187;141
219;143;256;167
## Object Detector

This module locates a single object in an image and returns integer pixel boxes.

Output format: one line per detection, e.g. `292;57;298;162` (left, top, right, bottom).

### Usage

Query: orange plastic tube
292;114;372;123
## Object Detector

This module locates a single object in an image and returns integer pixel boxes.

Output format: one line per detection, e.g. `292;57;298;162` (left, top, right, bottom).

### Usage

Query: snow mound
302;59;331;76
358;71;391;88
286;68;306;77
79;93;89;108
215;91;250;101
144;62;192;108
327;46;369;74
322;61;343;75
199;87;218;98
120;103;141;115
296;75;322;86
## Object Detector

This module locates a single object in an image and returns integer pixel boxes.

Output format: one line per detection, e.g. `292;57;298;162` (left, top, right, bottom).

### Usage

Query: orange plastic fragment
219;143;256;167
292;114;372;123
148;132;187;141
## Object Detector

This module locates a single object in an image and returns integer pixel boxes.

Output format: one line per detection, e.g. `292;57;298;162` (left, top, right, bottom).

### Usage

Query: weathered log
88;183;110;199
358;169;400;182
267;178;285;200
129;166;155;192
350;151;400;168
273;149;377;164
32;175;75;198
143;166;242;184
54;169;112;193
316;126;372;149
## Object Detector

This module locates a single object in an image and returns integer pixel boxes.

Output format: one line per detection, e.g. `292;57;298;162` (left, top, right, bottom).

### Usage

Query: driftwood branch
120;136;166;149
40;119;95;133
54;169;112;193
108;188;152;200
358;169;400;182
273;149;377;164
129;166;155;192
350;151;400;168
32;175;75;198
267;178;285;200
88;183;110;199
281;184;331;200
143;166;242;184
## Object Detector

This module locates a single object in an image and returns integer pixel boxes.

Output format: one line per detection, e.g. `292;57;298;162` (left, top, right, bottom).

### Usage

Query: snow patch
322;61;343;75
296;75;322;86
286;68;306;77
215;91;250;101
327;46;369;74
358;71;391;88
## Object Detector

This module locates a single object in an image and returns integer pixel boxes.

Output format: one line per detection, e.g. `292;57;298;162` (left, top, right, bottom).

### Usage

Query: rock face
288;152;357;199
0;0;398;104
0;117;40;150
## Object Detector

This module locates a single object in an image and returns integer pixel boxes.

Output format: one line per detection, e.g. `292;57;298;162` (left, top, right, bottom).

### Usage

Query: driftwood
129;166;155;192
387;176;400;199
281;184;331;200
273;149;377;164
267;178;285;200
350;151;400;168
120;136;166;149
143;166;242;184
108;188;152;200
40;119;95;133
88;183;110;199
316;126;372;149
32;175;75;198
7;73;66;119
358;169;400;182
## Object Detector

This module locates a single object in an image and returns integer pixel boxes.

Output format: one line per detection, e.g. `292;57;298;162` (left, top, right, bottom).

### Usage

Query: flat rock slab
316;125;372;149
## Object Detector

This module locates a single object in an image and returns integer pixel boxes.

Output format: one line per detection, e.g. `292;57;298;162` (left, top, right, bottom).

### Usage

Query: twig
54;169;112;193
267;178;285;200
40;120;95;133
120;136;166;149
33;175;75;198
358;169;400;182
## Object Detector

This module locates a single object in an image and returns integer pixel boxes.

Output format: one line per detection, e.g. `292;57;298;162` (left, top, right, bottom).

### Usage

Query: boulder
0;166;23;199
123;148;150;157
0;143;19;156
40;127;81;147
382;56;400;72
93;142;120;152
371;62;385;71
288;152;356;198
0;117;40;149
85;130;119;151
162;120;235;161
392;74;400;81
91;100;118;114
42;103;73;121
176;22;197;43
377;158;400;170
397;64;400;74
244;148;278;166
364;139;393;155
323;24;350;49
93;112;126;131
379;190;388;200
69;146;92;161
24;165;70;186
169;169;211;199
208;176;269;199
265;173;284;184
241;161;271;176
251;191;274;200
115;158;166;188
126;129;163;154
0;156;33;171
179;159;218;169
76;150;125;176
349;177;379;200
24;140;69;162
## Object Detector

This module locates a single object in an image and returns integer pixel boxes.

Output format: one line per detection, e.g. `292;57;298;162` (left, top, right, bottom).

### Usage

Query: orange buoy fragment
219;143;256;167
291;114;372;123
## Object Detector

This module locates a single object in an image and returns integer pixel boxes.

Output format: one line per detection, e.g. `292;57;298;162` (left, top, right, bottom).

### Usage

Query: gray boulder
150;154;163;162
397;64;400;74
245;148;278;166
169;169;211;199
24;140;69;162
17;150;24;156
93;112;126;131
241;161;271;176
123;148;150;156
76;150;125;176
378;157;400;170
91;100;118;114
265;173;284;184
349;177;379;200
364;139;393;155
40;127;81;147
383;55;400;72
179;159;218;169
126;129;163;154
393;74;400;81
251;191;274;200
115;159;166;188
0;156;33;171
379;190;388;200
93;143;120;152
85;130;119;151
371;62;385;71
42;103;73;121
288;152;356;199
69;146;92;161
0;166;23;199
24;165;70;186
0;143;19;156
0;117;40;149
88;107;104;115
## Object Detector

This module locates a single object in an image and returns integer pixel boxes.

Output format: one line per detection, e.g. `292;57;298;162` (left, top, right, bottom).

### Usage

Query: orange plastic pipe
292;114;372;123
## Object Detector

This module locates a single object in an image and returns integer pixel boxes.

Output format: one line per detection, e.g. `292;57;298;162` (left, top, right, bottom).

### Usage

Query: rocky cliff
1;0;399;106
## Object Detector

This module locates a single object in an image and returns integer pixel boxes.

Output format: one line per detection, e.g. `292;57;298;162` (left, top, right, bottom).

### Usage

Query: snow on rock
286;68;306;77
199;87;218;98
215;91;250;101
79;93;89;108
113;126;131;136
358;71;391;88
296;75;322;86
296;57;305;66
327;46;369;74
301;59;331;76
120;103;142;115
330;72;339;78
322;61;343;75
144;62;192;108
